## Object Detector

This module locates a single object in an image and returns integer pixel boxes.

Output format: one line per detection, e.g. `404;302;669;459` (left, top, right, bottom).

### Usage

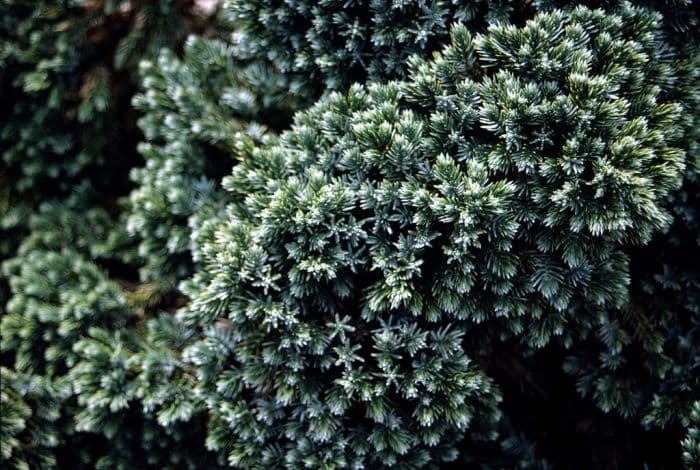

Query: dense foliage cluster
2;0;698;468
0;195;213;468
0;0;194;201
683;401;700;467
1;367;63;469
181;6;691;465
0;0;203;277
227;0;520;96
128;33;296;283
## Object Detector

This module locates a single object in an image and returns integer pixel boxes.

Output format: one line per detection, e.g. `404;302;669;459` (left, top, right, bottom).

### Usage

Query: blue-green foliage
555;0;699;431
1;2;211;466
0;0;190;198
127;1;522;286
683;401;700;468
227;0;517;95
129;35;296;282
181;6;689;466
69;322;218;469
1;0;108;194
536;0;698;41
2;248;130;376
2;0;699;468
0;367;65;470
1;224;216;468
0;0;197;279
1;189;135;374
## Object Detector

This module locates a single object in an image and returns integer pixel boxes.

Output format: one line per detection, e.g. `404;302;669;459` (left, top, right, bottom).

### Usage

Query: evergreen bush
1;0;698;468
126;0;523;285
0;367;64;470
1;212;215;468
226;0;520;96
0;0;193;200
180;5;694;466
128;34;296;282
683;401;700;467
0;0;202;274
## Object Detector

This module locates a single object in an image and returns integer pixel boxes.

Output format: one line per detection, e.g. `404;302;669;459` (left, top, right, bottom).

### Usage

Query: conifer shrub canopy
127;0;699;290
561;152;699;426
68;323;218;470
0;0;198;266
0;367;64;470
552;0;699;427
536;0;699;41
0;198;216;468
0;0;223;468
129;0;520;285
182;5;687;466
1;249;131;377
683;401;700;467
0;0;191;198
0;251;218;469
226;0;517;96
129;35;298;282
